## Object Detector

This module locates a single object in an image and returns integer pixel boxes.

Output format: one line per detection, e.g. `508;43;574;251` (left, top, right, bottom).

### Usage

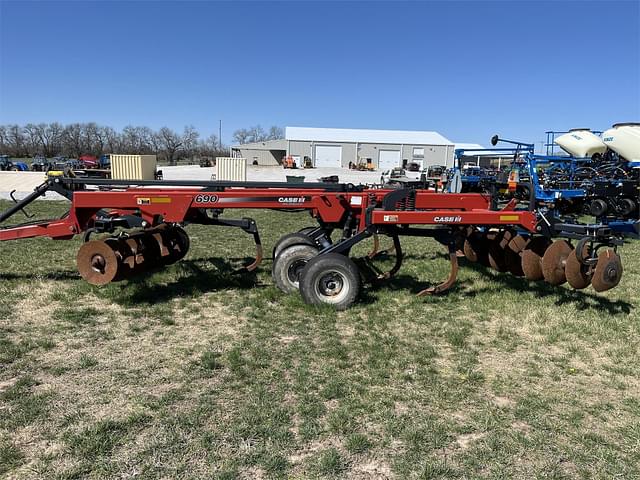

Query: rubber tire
272;244;319;293
298;226;319;236
590;199;608;217
618;198;636;218
299;253;360;310
272;232;315;260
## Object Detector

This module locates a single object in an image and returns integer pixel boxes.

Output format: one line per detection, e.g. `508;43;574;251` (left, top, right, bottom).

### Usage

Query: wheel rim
315;270;349;304
287;259;308;285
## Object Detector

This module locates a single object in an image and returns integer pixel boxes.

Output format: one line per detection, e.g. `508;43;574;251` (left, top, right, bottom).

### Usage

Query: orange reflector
500;215;520;221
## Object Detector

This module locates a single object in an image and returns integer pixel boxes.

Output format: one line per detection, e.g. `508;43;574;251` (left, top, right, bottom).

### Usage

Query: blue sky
0;1;638;147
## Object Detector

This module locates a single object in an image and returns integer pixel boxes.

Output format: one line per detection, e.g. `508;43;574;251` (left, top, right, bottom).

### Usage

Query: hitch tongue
1;181;51;223
9;190;34;218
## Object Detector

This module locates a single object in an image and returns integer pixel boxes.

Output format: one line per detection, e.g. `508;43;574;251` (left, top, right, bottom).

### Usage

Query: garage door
378;150;401;170
315;145;342;168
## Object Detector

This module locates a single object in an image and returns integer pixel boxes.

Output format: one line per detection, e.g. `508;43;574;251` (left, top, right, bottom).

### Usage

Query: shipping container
216;157;247;181
110;155;157;180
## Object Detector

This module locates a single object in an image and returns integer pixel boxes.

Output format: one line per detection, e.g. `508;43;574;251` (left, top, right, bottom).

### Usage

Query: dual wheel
272;229;360;310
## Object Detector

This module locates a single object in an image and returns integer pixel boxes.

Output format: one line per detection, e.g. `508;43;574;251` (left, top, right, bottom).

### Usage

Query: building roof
286;127;452;146
454;142;514;157
231;139;286;150
453;143;485;151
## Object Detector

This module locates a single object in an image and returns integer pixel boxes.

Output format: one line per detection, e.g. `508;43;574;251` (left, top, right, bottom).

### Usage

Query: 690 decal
194;194;219;203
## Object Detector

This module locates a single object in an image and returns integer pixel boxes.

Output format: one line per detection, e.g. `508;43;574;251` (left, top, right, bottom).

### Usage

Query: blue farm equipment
452;134;638;239
541;127;639;219
30;155;53;172
0;155;28;171
448;138;534;195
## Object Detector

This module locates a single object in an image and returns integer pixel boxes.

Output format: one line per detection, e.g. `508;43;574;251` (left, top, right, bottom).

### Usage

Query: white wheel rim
314;270;350;304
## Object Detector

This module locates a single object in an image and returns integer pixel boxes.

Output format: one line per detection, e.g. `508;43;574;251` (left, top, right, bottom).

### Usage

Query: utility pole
219;120;222;150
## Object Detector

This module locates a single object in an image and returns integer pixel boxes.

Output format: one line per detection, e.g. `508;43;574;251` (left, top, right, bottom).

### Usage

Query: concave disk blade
521;237;551;281
463;232;488;264
77;240;120;286
542;239;573;285
592;249;623;292
487;232;509;272
507;234;528;254
564;244;592;290
504;248;524;276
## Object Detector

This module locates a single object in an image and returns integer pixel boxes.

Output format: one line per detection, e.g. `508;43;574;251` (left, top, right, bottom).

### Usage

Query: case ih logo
278;197;306;204
433;216;462;223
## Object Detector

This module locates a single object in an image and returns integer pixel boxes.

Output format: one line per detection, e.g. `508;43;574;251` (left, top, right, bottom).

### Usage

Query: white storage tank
110;154;157;180
602;123;640;163
215;157;247;181
554;129;606;158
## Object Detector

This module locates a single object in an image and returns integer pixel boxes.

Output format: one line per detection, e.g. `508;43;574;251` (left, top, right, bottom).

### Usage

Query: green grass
0;199;639;478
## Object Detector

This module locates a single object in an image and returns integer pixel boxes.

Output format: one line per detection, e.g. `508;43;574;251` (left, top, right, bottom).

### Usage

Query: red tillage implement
0;176;625;309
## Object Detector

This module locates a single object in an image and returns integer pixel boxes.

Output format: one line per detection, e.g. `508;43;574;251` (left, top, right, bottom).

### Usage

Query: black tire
299;253;360;310
590;199;608;217
298;226;318;236
618;198;636;218
272;244;319;293
272;232;315;260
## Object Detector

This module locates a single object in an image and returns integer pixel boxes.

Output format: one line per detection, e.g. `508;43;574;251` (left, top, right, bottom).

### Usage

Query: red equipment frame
0;176;627;308
0;182;538;242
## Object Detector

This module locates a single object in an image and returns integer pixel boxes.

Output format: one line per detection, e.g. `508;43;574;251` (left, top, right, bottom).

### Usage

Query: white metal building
285;127;455;169
231;127;458;169
230;139;287;166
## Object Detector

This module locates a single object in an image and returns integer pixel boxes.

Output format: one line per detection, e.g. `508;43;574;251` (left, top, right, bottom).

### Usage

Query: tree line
0;123;284;164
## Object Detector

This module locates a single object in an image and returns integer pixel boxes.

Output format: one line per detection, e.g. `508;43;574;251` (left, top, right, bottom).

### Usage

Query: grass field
0;200;638;479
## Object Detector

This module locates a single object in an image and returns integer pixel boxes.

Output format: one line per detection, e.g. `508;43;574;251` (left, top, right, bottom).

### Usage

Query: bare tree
233;128;251;145
83;122;102;155
0;122;280;158
36;123;63;157
267;126;284;140
181;125;199;158
233;125;283;144
6;125;26;157
247;125;266;143
23;123;42;155
102;126;122;154
157;127;183;165
62;124;83;157
0;126;7;153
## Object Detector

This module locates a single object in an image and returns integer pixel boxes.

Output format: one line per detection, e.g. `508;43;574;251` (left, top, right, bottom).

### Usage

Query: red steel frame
0;185;539;242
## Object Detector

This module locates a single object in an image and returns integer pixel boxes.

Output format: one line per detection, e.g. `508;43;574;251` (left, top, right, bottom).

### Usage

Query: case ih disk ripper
0;175;630;309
